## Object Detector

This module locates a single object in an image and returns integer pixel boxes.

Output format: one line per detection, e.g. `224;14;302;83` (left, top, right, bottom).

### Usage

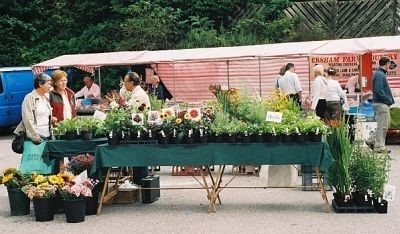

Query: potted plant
103;108;129;145
54;118;80;140
209;111;230;143
60;176;98;223
370;150;391;213
0;168;32;216
22;174;59;221
302;116;326;142
78;117;99;140
349;145;375;207
326;120;353;207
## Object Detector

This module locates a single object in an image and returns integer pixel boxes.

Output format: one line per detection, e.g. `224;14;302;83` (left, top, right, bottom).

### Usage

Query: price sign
265;111;283;123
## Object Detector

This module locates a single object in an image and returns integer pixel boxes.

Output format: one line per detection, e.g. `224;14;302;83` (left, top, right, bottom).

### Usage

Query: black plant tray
119;140;158;145
332;199;375;213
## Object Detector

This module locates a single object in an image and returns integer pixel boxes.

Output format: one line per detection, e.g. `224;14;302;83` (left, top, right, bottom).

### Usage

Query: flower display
22;174;58;199
66;153;94;175
60;177;98;200
0;168;32;189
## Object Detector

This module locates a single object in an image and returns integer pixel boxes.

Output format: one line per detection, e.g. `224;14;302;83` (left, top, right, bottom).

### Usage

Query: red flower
190;109;199;118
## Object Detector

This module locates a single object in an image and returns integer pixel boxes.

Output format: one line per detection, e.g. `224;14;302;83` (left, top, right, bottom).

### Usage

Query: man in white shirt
278;63;302;106
109;72;151;110
75;76;101;99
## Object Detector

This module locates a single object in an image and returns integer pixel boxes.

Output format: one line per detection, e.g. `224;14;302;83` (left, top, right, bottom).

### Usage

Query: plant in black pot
55;118;79;140
326;120;353;208
302;116;326;142
349;145;375;207
22;174;58;222
78;117;99;140
369;149;391;213
209;111;230;143
103;108;129;145
0;168;32;216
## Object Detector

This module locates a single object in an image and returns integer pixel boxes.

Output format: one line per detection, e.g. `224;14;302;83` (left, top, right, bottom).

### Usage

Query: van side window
0;75;3;94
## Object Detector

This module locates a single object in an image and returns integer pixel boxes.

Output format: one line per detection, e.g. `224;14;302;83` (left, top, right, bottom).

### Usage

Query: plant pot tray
332;199;375;213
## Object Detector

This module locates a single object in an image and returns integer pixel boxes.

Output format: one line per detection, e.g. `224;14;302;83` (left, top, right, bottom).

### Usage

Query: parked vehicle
0;67;35;128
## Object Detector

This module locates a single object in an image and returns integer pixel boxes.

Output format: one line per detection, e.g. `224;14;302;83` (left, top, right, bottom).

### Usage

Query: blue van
0;67;35;128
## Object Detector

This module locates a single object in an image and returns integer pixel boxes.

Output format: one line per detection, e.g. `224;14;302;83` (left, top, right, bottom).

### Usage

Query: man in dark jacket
372;56;394;153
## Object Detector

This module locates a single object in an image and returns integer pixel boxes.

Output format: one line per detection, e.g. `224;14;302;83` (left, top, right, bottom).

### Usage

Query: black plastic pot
197;134;208;144
254;134;264;143
81;131;93;140
352;192;373;207
242;134;251;143
267;134;279;143
107;134;120;146
158;136;169;145
281;134;293;143
333;192;353;207
309;133;323;142
294;134;305;143
86;185;100;215
63;198;86;223
65;131;78;141
33;197;54;222
184;136;195;144
373;198;388;213
214;134;225;143
227;134;237;143
168;135;180;144
7;188;30;216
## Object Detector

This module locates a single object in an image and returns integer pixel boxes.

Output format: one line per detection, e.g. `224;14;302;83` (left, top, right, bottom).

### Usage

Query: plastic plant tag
266;111;283;123
383;184;396;202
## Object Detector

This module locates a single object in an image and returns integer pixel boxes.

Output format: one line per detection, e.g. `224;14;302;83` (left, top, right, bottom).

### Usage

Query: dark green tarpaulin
43;138;108;157
91;142;332;178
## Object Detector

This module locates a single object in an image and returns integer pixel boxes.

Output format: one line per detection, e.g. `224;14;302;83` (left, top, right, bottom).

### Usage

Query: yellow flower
57;172;74;183
3;168;17;176
175;118;182;124
2;174;13;184
49;175;63;185
184;113;190;120
34;175;46;184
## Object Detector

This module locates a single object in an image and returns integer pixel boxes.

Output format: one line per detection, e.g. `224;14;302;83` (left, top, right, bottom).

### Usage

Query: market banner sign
309;53;400;81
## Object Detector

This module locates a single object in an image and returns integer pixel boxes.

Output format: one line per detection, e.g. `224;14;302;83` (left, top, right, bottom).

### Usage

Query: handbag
11;132;25;154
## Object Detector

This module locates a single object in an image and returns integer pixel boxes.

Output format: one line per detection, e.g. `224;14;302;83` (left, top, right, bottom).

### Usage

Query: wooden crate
171;166;209;176
113;189;140;204
232;165;259;175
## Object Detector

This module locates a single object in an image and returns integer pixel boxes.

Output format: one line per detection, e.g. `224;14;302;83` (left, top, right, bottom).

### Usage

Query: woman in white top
14;73;53;144
325;67;349;120
311;65;327;119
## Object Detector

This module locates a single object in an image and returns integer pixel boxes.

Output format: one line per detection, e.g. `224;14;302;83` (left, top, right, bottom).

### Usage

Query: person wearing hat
49;69;76;123
14;73;54;144
325;67;348;120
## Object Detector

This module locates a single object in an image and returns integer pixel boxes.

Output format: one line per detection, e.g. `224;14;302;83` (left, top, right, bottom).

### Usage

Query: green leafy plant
78;117;99;133
326;120;352;197
350;144;391;198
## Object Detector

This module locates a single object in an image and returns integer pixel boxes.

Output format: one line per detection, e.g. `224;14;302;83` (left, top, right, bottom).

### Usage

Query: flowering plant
66;153;94;175
60;177;98;200
21;174;59;199
0;168;32;189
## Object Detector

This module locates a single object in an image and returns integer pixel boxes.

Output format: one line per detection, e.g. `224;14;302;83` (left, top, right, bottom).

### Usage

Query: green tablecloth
43;138;108;158
91;142;332;178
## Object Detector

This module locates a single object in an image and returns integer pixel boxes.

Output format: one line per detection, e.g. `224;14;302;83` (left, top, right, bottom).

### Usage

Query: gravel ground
0;133;399;234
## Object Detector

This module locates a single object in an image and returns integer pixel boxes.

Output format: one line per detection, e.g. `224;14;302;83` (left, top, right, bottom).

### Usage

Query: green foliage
350;145;391;197
326;120;352;197
54;118;79;135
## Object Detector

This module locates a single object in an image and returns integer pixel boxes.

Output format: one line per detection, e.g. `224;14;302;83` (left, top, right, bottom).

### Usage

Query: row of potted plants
325;120;391;213
0;154;98;222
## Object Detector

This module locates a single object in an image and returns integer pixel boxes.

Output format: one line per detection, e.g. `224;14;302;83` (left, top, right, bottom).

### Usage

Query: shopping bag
19;141;57;174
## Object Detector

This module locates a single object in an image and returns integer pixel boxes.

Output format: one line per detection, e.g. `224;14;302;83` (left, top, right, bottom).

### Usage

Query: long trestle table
91;142;333;214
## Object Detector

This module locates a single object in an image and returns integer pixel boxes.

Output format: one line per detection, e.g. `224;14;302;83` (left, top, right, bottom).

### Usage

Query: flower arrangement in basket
66;153;94;175
21;174;60;199
0;168;32;189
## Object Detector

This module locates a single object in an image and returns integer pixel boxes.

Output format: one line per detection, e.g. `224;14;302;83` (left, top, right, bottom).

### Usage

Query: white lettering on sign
266;111;283;123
